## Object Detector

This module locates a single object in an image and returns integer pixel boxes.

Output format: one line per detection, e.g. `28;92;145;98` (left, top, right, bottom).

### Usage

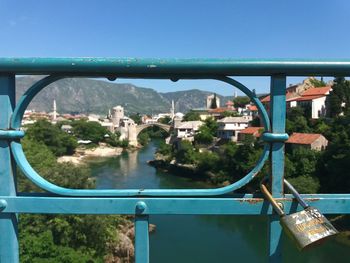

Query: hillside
16;76;233;115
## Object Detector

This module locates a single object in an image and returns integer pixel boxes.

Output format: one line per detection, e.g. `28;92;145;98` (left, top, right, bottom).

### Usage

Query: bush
26;120;77;156
71;120;107;144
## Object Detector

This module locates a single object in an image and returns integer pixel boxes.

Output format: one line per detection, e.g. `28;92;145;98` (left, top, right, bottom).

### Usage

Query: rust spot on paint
239;198;264;204
306;198;320;202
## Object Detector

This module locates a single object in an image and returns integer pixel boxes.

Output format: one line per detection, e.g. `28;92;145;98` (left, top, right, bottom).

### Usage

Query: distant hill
16;76;235;115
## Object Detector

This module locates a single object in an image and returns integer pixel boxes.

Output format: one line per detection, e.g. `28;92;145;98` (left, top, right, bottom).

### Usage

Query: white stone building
217;116;252;141
175;121;203;139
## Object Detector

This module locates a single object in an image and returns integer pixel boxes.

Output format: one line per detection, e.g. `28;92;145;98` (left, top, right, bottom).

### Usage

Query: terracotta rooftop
294;95;325;101
239;127;264;136
248;105;258;111
301;86;332;96
261;91;298;103
208;107;233;113
225;100;234;105
261;86;332;103
286;133;323;145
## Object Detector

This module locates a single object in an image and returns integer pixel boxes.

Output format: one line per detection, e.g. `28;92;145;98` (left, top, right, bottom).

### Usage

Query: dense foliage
71;120;107;144
183;111;201;121
19;118;134;261
194;118;218;145
26;120;77;156
326;77;350;117
19;138;123;262
233;97;250;108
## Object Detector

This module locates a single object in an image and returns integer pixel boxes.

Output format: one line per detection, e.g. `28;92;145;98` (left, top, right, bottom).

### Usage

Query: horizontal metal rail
1;195;350;215
0;58;350;76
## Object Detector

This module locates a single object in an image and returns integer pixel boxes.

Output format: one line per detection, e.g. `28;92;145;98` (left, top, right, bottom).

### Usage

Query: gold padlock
261;179;338;250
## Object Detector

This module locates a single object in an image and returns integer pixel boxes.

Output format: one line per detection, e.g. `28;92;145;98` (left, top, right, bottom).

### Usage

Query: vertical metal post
135;215;150;263
268;75;286;263
0;75;19;262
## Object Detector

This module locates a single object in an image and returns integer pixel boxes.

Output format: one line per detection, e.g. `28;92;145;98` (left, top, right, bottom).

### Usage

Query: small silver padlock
261;179;338;250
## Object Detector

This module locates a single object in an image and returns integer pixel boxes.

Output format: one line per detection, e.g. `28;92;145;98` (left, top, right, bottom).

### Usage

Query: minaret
234;89;238;98
170;100;175;119
53;99;57;122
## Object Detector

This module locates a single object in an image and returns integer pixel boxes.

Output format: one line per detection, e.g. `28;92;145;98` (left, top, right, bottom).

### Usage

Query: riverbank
58;143;124;165
106;216;156;263
148;155;230;187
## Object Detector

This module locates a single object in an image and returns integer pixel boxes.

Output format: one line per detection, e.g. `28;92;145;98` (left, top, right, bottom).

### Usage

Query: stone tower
206;94;220;109
112;105;124;128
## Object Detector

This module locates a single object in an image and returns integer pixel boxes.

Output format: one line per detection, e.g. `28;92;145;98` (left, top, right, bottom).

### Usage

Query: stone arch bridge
128;123;171;146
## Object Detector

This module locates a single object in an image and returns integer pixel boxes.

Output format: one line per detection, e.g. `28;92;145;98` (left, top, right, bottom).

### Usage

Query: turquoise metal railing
0;58;350;262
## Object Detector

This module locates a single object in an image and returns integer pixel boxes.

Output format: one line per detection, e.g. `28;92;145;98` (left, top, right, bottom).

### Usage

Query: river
90;140;349;263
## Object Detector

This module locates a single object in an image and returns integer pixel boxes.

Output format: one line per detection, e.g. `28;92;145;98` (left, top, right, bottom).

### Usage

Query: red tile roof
261;86;332;104
240;127;264;136
225;100;234;105
286;133;323;145
209;107;233;113
260;95;270;103
248;105;258;111
301;86;332;96
294;95;325;101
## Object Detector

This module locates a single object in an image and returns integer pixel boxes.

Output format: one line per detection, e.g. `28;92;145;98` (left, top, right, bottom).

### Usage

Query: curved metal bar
11;75;271;196
214;76;270;131
11;75;65;129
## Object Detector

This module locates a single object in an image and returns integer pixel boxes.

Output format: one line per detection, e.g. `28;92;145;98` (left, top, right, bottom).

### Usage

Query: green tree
210;93;218;109
326;77;350;117
286;107;311;134
157;141;173;156
175;140;197;164
129;113;142;125
158;116;171;124
204;117;218;136
19;137;123;261
316;115;350;192
71;120;107;144
194;126;213;145
233;97;250;108
222;111;241;117
196;151;220;173
138;132;150;146
183;111;201;121
26;120;77;156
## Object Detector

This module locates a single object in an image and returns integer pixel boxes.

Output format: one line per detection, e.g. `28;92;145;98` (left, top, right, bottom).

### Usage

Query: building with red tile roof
260;80;332;119
286;133;328;151
238;126;264;141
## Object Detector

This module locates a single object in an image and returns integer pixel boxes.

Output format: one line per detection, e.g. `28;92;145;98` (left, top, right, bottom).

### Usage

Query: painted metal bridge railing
1;58;350;263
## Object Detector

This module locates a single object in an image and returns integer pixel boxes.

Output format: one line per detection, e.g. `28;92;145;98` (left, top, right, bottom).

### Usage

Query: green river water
90;140;349;263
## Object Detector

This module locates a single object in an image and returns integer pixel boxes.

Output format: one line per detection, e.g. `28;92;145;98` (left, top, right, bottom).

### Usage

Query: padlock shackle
283;179;309;209
260;181;285;216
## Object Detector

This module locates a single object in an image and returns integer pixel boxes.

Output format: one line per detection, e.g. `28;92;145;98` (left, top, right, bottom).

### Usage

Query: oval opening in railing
13;76;271;196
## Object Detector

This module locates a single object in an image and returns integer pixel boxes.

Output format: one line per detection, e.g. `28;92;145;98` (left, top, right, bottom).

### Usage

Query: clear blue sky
1;0;349;95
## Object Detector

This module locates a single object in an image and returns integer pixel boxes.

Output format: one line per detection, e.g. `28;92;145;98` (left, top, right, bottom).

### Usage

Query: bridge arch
135;123;171;138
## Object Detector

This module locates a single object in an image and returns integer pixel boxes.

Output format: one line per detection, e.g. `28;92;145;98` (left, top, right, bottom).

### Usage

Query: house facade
217;116;252;141
175;121;203;139
286;133;328;151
